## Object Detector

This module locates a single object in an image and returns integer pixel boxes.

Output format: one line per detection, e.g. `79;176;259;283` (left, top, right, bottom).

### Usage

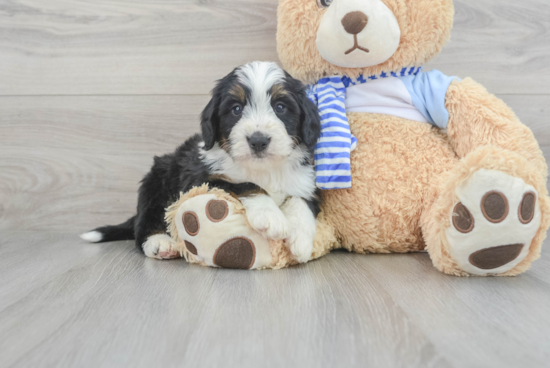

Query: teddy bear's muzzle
341;11;370;55
315;0;401;68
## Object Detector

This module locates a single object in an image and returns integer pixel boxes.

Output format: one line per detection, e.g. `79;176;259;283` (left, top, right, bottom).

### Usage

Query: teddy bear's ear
297;90;321;151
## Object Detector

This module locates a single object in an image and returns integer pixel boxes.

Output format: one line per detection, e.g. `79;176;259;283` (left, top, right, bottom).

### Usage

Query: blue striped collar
341;66;422;88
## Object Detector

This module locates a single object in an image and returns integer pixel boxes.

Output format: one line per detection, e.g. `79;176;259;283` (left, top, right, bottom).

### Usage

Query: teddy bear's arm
445;78;547;175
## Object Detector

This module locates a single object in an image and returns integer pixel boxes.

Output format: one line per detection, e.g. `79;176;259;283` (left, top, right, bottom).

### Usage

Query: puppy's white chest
265;190;289;207
201;147;316;202
256;165;316;204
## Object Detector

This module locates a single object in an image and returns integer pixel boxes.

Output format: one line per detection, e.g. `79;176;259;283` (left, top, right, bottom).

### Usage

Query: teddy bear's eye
317;0;333;9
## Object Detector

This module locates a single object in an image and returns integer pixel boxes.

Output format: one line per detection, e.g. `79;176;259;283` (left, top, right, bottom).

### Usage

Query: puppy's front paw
285;230;314;263
247;207;290;240
142;234;180;260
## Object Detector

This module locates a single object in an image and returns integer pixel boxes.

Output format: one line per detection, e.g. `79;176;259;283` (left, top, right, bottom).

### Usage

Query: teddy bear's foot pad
214;237;256;269
468;243;524;270
446;169;541;275
174;194;272;270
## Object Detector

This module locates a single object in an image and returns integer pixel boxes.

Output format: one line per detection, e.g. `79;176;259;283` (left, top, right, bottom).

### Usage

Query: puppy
81;61;322;263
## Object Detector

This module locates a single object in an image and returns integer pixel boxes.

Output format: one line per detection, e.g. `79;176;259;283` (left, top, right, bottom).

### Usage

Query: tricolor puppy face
201;62;320;168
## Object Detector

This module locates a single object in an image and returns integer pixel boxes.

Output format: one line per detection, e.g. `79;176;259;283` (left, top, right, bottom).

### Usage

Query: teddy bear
168;0;549;276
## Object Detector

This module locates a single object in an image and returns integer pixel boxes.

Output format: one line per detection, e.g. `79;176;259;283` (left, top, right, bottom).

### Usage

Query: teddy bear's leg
446;78;547;174
421;147;550;276
426;78;550;276
169;192;274;270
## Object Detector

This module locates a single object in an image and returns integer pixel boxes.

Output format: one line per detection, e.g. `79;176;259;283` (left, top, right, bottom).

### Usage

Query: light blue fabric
400;69;456;129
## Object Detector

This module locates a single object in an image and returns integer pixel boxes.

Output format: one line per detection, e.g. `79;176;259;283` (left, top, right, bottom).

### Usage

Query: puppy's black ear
297;91;321;151
200;92;220;150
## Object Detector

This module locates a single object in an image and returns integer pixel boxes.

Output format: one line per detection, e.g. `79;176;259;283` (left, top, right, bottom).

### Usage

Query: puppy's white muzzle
316;0;401;68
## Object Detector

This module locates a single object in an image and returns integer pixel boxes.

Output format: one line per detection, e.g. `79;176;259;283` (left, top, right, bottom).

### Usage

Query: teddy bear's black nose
341;11;369;35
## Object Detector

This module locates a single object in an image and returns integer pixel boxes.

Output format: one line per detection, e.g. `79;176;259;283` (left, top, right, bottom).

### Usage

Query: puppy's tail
80;216;136;243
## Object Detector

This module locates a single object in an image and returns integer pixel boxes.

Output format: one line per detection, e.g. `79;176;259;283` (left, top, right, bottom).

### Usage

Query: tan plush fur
321;114;458;255
165;184;242;265
273;0;549;276
446;78;548;175
165;184;340;270
166;0;548;275
422;146;550;276
277;0;454;84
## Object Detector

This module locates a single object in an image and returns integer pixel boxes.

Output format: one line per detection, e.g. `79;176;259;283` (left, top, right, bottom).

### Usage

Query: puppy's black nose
247;132;271;153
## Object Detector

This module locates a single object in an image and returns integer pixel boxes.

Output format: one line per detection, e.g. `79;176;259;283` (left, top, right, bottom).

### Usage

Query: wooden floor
1;0;549;367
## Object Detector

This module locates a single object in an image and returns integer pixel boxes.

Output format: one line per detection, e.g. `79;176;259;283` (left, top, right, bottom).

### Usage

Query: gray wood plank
179;255;450;368
0;232;219;368
0;231;548;368
426;0;550;94
0;232;104;312
1;0;549;367
1;94;548;232
0;95;207;232
0;0;549;95
0;0;278;96
361;251;550;368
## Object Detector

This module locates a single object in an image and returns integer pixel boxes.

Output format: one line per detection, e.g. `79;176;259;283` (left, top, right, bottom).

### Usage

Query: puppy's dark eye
275;103;287;114
317;0;333;9
232;105;243;116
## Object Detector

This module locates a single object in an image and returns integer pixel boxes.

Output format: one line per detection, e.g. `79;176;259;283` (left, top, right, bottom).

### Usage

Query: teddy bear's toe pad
519;192;536;224
183;212;200;235
184;240;198;255
214;237;255;269
446;169;541;275
452;203;474;233
481;191;509;223
174;194;272;269
206;200;229;222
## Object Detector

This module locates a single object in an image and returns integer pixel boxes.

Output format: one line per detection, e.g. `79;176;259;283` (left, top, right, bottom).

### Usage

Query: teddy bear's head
277;0;454;84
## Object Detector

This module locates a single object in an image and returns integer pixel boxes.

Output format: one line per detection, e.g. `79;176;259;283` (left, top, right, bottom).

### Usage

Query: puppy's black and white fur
81;61;321;263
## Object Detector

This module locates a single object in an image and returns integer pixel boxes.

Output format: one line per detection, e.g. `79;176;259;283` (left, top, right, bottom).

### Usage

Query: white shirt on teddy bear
344;67;456;129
